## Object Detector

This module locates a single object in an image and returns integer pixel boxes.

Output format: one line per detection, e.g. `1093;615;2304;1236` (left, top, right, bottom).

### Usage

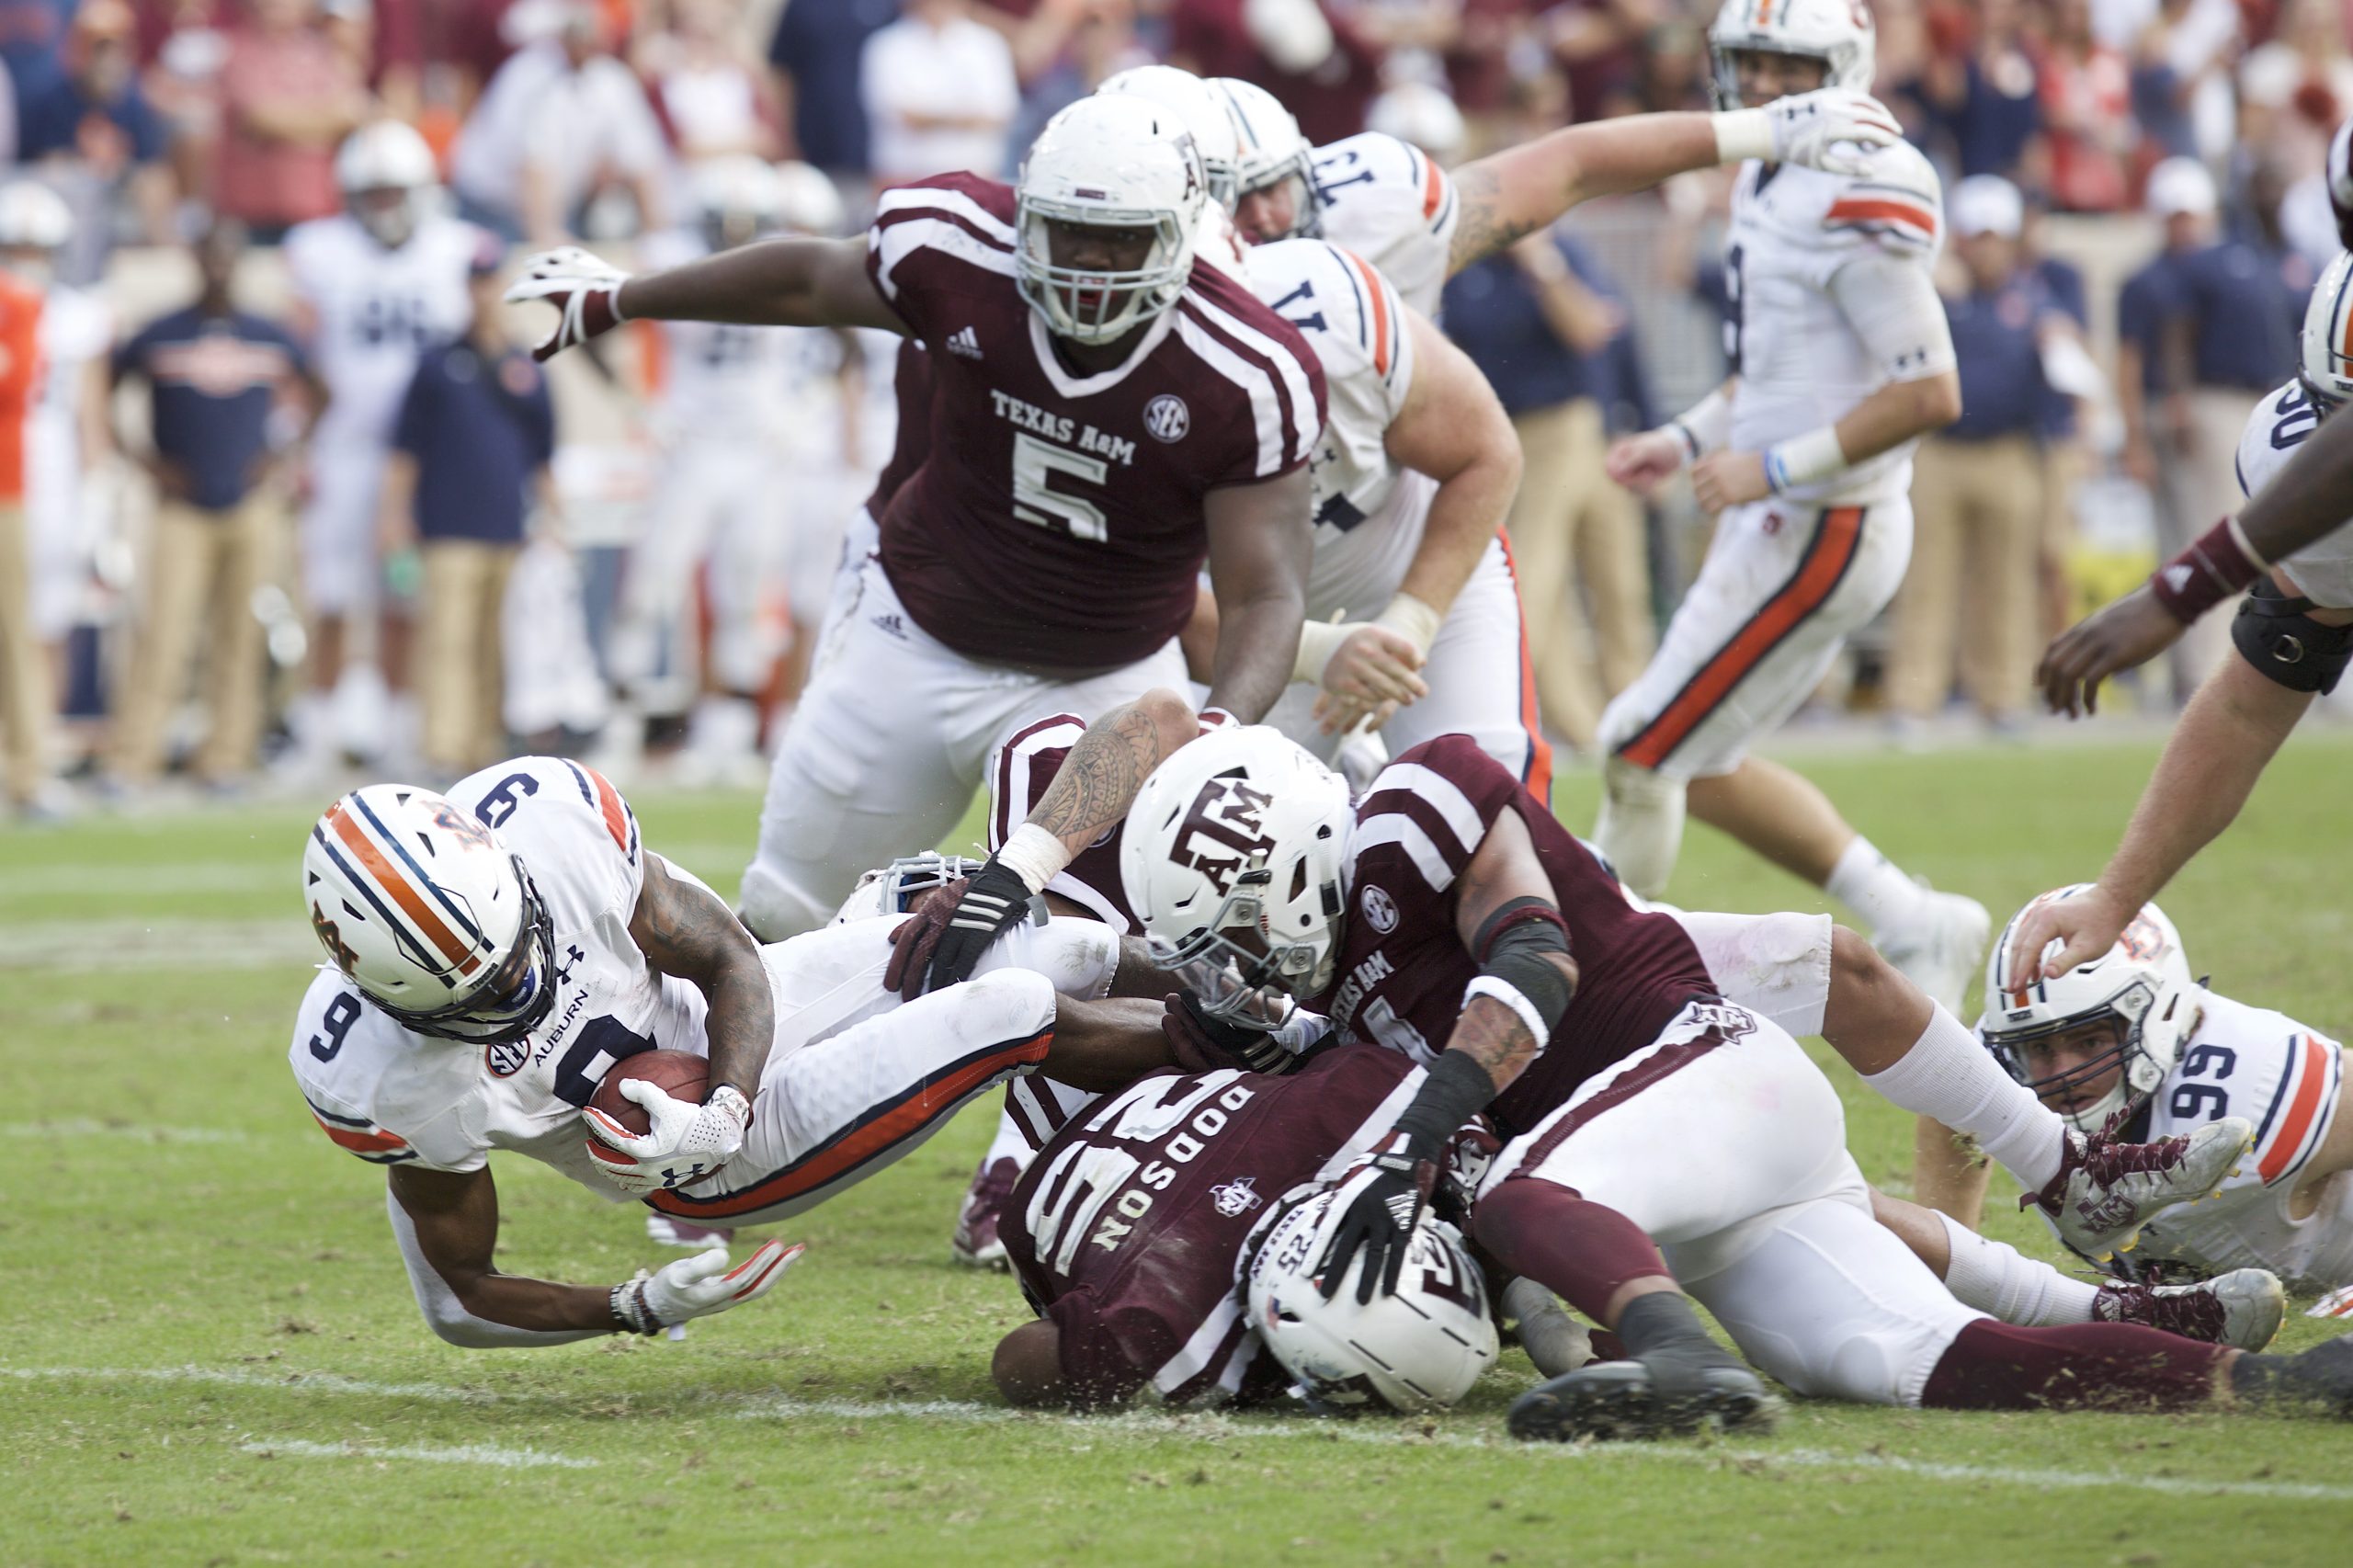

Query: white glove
584;1080;752;1195
612;1241;803;1334
503;246;632;362
1716;88;1902;177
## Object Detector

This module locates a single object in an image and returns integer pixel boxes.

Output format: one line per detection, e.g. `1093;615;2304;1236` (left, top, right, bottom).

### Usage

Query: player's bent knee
2233;579;2353;693
1822;924;1926;1052
737;863;832;943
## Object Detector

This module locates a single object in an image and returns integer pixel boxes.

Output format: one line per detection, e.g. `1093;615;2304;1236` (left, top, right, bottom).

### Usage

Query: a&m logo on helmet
1144;392;1190;443
1172;771;1275;893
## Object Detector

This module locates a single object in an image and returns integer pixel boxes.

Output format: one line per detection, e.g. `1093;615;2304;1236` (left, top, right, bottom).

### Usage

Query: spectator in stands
215;0;371;242
1169;0;1382;145
0;257;52;818
2037;0;2132;212
640;0;781;164
1906;0;2045;185
2130;0;2241;165
0;0;75;92
768;0;901;193
1541;0;1655;124
451;0;669;242
14;1;175;278
381;240;554;778
1442;228;1651;752
859;0;1018;187
1887;176;2094;735
104;222;319;793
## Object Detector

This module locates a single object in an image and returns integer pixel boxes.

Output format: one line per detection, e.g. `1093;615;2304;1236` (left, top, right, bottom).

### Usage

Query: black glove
886;857;1039;1001
1162;992;1302;1075
1317;1131;1439;1305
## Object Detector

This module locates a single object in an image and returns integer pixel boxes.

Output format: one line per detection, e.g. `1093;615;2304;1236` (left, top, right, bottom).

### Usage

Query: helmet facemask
1016;203;1192;346
1147;855;1338;1031
1233;160;1321;244
369;857;559;1046
1984;977;2174;1131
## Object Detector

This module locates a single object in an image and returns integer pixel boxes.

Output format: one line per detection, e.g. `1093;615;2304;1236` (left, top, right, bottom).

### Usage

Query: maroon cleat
2092;1267;2285;1350
951;1156;1021;1270
2022;1115;2252;1259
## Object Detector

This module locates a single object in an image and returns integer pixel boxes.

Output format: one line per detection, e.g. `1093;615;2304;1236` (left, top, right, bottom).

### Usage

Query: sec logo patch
1144;393;1190;443
1361;883;1398;933
484;1037;529;1078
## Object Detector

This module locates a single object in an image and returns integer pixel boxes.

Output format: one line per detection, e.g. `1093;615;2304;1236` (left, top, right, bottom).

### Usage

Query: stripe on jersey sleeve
1361;762;1486;859
306;1095;415;1165
1350;812;1458;893
1335;248;1401;384
991;713;1087;851
1179;289;1321;469
2255;1033;2343;1186
869;210;1015;301
1825;183;1940;248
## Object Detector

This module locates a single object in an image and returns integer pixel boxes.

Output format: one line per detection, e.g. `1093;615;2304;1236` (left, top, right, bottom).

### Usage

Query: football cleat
1501;1277;1597;1380
646;1214;736;1251
2025;1116;2253;1259
1508;1346;1775;1443
951;1155;1020;1270
1872;884;1992;1017
2230;1332;2353;1417
2093;1267;2285;1350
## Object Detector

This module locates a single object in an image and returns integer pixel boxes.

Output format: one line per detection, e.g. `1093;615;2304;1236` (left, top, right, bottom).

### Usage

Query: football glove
504;246;631;362
1161;992;1324;1075
883;857;1041;1001
1317;1131;1440;1306
584;1081;752;1195
1764;87;1903;177
612;1241;803;1334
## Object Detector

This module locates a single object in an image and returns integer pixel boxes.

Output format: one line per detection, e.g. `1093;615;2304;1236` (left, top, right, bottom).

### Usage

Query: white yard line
239;1437;596;1470
0;1120;247;1144
0;919;321;972
14;1365;2348;1501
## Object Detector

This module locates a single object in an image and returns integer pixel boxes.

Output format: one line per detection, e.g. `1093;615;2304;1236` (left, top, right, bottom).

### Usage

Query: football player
1586;0;1987;1017
507;95;1329;947
291;756;1179;1346
1105;724;2353;1435
285;121;483;770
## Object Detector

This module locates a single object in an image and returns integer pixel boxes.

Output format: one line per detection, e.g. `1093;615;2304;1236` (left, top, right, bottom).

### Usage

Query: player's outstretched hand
885;857;1039;1001
1314;623;1427;735
1318;1135;1437;1305
2007;882;2132;983
584;1080;752;1194
616;1241;804;1334
1607;431;1685;496
1690;450;1768;514
504;246;631;362
2038;583;2185;718
1766;87;1904;176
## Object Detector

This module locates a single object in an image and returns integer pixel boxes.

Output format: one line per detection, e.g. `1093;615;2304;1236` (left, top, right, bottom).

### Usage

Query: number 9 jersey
290;756;710;1193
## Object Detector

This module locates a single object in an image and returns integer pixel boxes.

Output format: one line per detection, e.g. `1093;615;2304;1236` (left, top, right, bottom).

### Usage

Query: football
585;1051;710;1141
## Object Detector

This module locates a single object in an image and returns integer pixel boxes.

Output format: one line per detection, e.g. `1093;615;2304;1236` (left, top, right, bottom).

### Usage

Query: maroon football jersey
859;336;933;520
864;174;1326;669
1315;735;1716;1137
1001;1043;1422;1406
986;711;1138;931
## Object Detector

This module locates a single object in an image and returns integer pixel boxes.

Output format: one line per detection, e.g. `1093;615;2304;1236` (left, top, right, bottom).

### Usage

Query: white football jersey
2041;991;2352;1290
1723;142;1945;507
283;211;481;442
290;756;706;1196
638;228;844;449
27;284;109;520
2234;380;2353;607
1310;132;1460;317
1248;236;1424;619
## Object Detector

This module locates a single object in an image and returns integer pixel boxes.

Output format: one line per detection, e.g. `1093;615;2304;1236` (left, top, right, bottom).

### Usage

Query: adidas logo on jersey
870;612;908;641
946;326;983;359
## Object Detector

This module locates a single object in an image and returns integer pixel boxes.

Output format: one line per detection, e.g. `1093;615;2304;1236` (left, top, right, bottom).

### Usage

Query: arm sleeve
385;1186;609;1348
1825;248;1958;383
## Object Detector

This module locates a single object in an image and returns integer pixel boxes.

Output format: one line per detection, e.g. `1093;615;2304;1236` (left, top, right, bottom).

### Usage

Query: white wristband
1461;975;1551;1053
1711;108;1775;165
995;822;1070;896
1762;425;1848;494
1293;617;1353;684
1669;387;1733;461
1374;592;1443;658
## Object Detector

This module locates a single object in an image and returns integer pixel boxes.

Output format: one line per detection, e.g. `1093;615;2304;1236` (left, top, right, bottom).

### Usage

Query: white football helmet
1015;96;1208;346
1120;727;1353;1029
0;181;72;253
691;154;783;252
1214;77;1320;238
773;160;846;237
1707;0;1877;108
302;785;557;1045
2300;249;2353;413
1982;885;2200;1131
1099;64;1245;214
1245;1187;1498;1413
336;120;440;248
830;851;988;926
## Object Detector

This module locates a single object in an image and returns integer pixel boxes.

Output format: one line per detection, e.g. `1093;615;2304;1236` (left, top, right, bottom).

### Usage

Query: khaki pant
419;539;517;774
109;496;278;783
1506;399;1654;748
2151;386;2259;698
0;501;47;803
1886;434;2043;720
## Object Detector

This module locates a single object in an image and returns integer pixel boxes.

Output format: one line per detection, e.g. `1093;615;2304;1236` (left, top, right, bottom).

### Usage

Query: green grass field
9;734;2353;1566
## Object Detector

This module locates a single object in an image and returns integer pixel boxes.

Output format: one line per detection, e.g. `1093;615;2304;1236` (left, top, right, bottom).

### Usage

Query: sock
1861;1006;2067;1189
1594;757;1687;900
1825;836;1926;936
1473;1178;1671;1324
1921;1318;2224;1413
983;1107;1031;1172
1934;1210;2098;1326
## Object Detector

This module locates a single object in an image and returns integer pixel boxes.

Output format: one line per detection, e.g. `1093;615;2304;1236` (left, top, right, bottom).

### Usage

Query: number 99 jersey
289;756;710;1194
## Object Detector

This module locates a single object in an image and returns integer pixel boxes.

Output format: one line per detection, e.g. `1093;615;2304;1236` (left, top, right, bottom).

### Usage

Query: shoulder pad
449;756;644;922
1249;238;1408;397
2236;380;2319;500
289;976;420;1165
1353;737;1518;894
1820;142;1944;257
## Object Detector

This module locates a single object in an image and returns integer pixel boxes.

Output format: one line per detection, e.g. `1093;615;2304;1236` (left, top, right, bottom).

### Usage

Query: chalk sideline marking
240;1438;597;1470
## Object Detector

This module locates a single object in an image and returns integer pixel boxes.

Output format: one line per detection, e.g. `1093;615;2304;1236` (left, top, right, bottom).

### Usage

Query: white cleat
2093;1267;2286;1350
1873;884;1992;1017
2026;1116;2255;1260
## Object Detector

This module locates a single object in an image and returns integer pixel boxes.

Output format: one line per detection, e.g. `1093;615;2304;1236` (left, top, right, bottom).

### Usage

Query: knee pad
2232;579;2353;693
1594;756;1688;901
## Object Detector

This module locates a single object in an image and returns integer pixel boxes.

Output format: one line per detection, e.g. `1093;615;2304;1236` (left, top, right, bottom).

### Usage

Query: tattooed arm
1448;113;1725;275
631;853;777;1100
1438;808;1579;1095
1021;687;1205;864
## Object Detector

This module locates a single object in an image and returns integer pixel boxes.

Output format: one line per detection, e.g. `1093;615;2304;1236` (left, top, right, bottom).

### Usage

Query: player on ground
290;756;1177;1345
506;96;1327;944
285;121;481;771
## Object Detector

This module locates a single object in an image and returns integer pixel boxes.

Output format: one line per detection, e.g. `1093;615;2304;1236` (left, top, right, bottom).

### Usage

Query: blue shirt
2035;256;2087;438
1943;273;2056;441
1921;56;2042;179
393;340;554;543
0;0;73;90
768;0;899;175
2167;238;2312;392
2117;255;2177;395
1439;234;1623;416
15;69;165;165
114;306;308;511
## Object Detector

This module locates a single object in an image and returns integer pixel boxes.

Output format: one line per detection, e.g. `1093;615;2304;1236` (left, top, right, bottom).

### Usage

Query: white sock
1861;1006;2067;1189
1594;757;1688;900
1935;1210;2098;1326
1825;835;1926;936
983;1107;1031;1172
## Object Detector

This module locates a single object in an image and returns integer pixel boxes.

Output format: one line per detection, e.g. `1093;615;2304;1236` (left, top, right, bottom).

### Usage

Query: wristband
1293;617;1353;683
1373;592;1443;659
1763;425;1847;494
611;1272;661;1335
2151;517;2268;625
1669;387;1733;460
1711;108;1775;165
1199;707;1238;732
995;823;1071;896
1463;974;1551;1053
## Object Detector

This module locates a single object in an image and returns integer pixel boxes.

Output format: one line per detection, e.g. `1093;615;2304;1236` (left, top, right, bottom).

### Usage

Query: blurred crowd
0;0;2346;820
